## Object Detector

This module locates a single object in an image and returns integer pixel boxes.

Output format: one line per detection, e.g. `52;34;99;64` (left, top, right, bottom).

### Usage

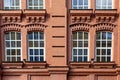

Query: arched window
27;0;44;9
96;0;113;9
72;31;89;62
96;31;112;62
28;32;44;61
5;32;22;61
4;0;21;9
72;0;89;9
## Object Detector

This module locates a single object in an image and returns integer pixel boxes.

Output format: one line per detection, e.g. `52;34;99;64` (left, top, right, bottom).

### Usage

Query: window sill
69;61;116;69
95;9;118;16
2;61;47;69
69;9;93;16
0;10;22;16
24;9;46;16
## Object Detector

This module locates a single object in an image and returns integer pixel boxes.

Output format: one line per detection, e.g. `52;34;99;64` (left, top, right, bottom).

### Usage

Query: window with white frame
28;32;44;61
27;0;44;9
4;0;20;9
96;32;112;62
72;0;89;9
5;32;21;61
72;31;89;62
96;0;112;9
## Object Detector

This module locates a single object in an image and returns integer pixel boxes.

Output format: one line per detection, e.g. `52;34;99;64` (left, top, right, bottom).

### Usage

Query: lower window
5;32;21;61
28;32;44;61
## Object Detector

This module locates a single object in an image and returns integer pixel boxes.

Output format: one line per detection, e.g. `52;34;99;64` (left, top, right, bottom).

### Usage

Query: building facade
0;0;120;80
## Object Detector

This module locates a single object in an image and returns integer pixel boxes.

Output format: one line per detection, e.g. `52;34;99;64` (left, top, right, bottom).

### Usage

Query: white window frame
72;0;90;9
27;0;45;9
5;32;22;61
96;0;113;9
4;0;21;9
72;31;89;62
28;32;45;62
95;32;112;62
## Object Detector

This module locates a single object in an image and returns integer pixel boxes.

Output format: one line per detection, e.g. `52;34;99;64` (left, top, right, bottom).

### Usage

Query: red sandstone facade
0;0;120;80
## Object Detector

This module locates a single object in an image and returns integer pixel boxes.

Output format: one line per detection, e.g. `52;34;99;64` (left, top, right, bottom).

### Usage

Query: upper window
72;0;89;9
28;32;44;61
96;0;112;9
72;31;89;62
27;0;44;9
5;32;21;61
4;0;20;9
96;32;112;62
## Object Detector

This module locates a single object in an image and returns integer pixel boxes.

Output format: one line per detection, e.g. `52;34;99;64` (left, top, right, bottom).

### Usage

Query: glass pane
84;56;87;61
73;41;77;47
107;57;111;62
17;49;21;55
12;57;16;61
40;41;44;47
34;0;38;6
35;56;39;61
78;41;82;47
97;57;100;62
17;57;21;61
73;32;77;39
16;0;19;6
102;41;106;47
102;32;106;39
73;56;77;62
11;41;15;47
108;0;112;5
30;57;33;61
7;49;10;55
78;49;82;55
5;33;10;40
79;0;83;5
96;41;100;47
84;0;88;5
17;41;21;47
97;49;100;55
7;57;10;61
40;49;44;55
107;32;112;39
29;0;32;6
73;49;77;55
29;41;33;47
78;32;82;39
96;0;101;5
84;41;88;47
102;49;106;55
11;49;16;55
34;49;38;55
107;41;111;47
17;33;21;40
39;0;43;5
6;41;10;47
101;57;106;62
84;49;87;55
40;32;44;39
34;41;38;47
78;57;82;62
73;0;77;5
40;56;44;61
96;32;100;39
84;32;88;39
102;0;107;5
30;49;33;55
11;32;15;40
107;49;111;55
34;32;38;39
28;33;33;39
